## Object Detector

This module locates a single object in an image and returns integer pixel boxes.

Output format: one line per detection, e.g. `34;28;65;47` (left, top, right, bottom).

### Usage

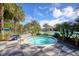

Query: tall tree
43;23;50;31
0;3;25;40
25;20;41;35
0;4;5;40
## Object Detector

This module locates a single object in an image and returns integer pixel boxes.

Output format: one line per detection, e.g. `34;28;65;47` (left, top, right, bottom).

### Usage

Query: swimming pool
26;36;57;45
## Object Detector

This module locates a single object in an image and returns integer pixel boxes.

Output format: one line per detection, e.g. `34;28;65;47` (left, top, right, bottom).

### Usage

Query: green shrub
42;33;48;36
53;33;60;38
74;34;79;46
36;33;41;35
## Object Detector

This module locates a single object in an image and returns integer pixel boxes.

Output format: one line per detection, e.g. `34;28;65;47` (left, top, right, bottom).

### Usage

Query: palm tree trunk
1;6;5;40
14;21;16;33
12;18;16;33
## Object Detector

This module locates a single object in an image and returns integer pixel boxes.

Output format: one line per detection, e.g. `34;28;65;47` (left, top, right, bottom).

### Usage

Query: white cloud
49;19;61;26
48;6;77;27
39;20;49;28
22;6;77;28
76;11;79;16
53;8;62;18
39;18;65;28
39;16;77;28
53;6;75;18
75;9;79;16
39;19;63;28
63;6;75;17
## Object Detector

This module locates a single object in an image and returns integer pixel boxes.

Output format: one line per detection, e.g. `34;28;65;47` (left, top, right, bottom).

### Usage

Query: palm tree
54;24;61;31
0;4;5;40
54;22;74;40
25;20;41;35
31;20;41;35
0;4;15;40
0;3;25;40
74;18;79;31
12;4;25;33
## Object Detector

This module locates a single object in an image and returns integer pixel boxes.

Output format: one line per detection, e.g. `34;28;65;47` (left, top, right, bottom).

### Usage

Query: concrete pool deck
0;41;79;56
0;34;79;56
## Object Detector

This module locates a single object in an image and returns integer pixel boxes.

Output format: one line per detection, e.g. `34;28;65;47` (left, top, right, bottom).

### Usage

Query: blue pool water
26;36;57;45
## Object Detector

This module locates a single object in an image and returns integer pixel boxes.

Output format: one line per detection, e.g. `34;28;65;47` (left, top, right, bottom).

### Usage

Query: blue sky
18;3;79;27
